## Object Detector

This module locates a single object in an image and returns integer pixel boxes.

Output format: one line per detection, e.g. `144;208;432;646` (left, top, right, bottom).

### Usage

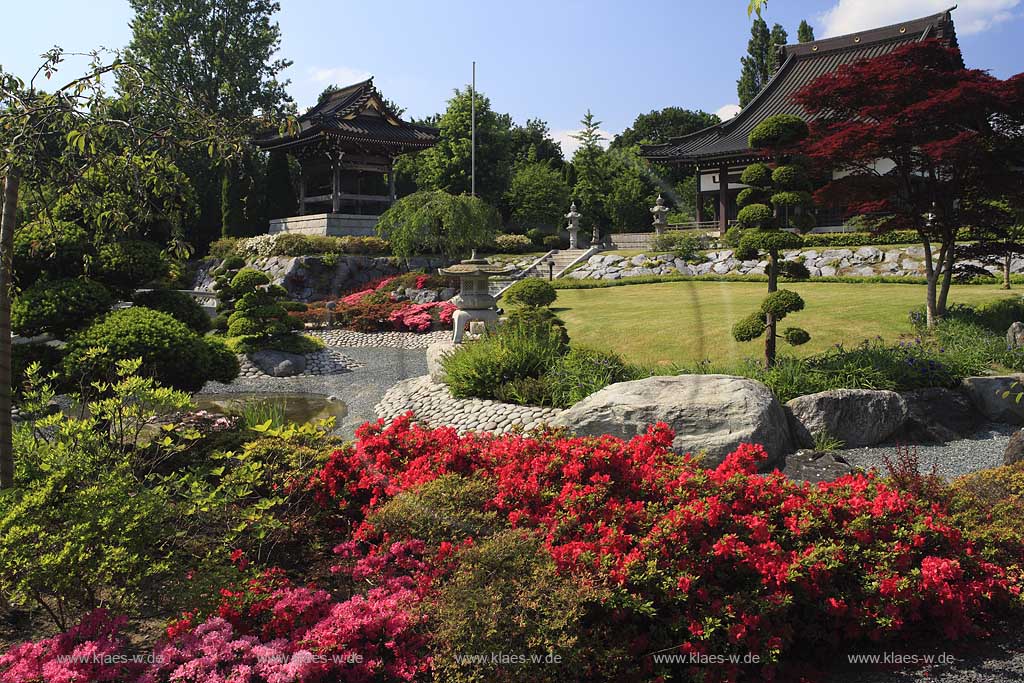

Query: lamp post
439;251;515;343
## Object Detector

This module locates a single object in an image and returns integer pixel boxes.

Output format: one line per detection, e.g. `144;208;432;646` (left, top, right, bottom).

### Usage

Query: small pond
195;393;348;426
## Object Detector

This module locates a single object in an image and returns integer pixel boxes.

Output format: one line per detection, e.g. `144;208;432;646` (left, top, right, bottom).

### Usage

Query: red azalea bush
292;274;456;333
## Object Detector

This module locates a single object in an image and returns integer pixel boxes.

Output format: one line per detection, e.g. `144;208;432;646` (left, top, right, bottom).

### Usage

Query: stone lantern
439;252;515;343
650;194;670;235
565;202;582;249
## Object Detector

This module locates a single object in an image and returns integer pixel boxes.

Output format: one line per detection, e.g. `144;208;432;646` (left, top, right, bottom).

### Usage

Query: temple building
641;8;959;235
255;78;439;235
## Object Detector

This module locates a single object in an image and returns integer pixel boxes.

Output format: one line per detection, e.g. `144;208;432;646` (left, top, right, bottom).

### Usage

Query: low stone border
375;375;562;434
310;329;451;349
236;348;363;379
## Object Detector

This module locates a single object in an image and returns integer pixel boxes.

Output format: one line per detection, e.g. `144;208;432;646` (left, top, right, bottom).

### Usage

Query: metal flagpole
471;61;476;197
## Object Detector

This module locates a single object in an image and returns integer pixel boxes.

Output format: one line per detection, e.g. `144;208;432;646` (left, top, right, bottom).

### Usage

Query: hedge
552;272;1013;290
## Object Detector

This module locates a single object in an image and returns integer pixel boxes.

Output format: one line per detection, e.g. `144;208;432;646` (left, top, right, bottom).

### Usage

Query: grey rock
780;449;855;483
426;341;457;383
854;246;883;261
961;375;1024;424
1008;322;1024;350
247;350;307;377
819;266;837;277
551;374;794;467
1004;429;1024;465
630;255;647;266
786;389;908;448
899;387;984;443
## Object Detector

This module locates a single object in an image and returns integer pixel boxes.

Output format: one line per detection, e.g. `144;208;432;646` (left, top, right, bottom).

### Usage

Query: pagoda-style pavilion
255;78;439;236
641;9;959;235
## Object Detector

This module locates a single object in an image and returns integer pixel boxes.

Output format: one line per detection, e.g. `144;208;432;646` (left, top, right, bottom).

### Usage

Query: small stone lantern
439;251;515;343
565;202;582;249
650;194;670;235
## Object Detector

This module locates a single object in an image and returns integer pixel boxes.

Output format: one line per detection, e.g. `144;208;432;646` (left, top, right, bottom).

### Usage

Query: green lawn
554;281;1020;366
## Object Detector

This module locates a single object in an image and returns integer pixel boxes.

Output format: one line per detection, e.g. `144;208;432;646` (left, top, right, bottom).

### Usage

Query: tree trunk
765;249;778;367
0;172;19;490
1004;251;1012;290
936;240;955;318
922;239;939;329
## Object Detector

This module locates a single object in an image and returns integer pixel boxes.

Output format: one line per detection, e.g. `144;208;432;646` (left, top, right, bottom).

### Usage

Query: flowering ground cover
4;414;1024;682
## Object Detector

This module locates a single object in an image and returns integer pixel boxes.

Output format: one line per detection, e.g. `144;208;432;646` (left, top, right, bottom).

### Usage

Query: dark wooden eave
641;7;960;168
255;77;440;154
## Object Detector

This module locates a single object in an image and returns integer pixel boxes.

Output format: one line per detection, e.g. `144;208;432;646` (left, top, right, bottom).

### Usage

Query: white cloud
715;103;742;121
820;0;1020;37
552;128;614;159
307;65;372;85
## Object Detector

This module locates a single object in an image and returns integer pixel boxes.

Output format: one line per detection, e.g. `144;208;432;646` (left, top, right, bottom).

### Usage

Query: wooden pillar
297;166;306;216
387;158;396;205
694;167;704;225
718;162;729;234
331;161;341;214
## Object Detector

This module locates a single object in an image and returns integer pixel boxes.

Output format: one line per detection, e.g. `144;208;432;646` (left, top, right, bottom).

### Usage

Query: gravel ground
836;423;1017;479
198;346;427;438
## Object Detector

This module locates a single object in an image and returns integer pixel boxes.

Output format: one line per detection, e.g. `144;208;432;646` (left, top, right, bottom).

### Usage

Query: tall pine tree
737;20;788;106
798;20;815;43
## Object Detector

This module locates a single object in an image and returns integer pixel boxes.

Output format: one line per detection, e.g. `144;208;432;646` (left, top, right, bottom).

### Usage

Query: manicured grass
554;280;1021;366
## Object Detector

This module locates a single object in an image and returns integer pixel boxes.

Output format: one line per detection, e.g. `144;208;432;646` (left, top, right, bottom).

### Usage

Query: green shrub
12;278;113;337
266;233;390;257
778;260;811;280
771;191;814;208
12;343;65;393
526;227;546;245
732;311;767;342
748;113;809;149
493;233;533;253
737;187;769;208
93;240;168;294
542;234;564;249
503;306;569;348
367;474;501;545
443;315;567;401
503;277;557;308
782;326;811;346
64;307;239;392
13;219;92;285
771;164;810;190
760;289;805;318
133;289;211;333
207;237;241;259
739;163;772;187
493;376;554;406
224;268;304;351
737;204;773;228
799;230;921;248
544;347;637;407
650;231;702;261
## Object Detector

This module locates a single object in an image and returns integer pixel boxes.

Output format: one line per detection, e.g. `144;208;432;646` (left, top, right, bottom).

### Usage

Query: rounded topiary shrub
771;164;810;191
732;311;767;342
526;228;546;246
503;277;557;308
13;219;92;285
760;289;805;318
748;114;809;150
493;233;533;254
64;307;238;392
12;278;113;337
736;187;770;208
739;163;772;187
771;191;814;208
94;240;168;294
783;326;811;346
133;289;211;333
778;260;811;281
737;204;773;228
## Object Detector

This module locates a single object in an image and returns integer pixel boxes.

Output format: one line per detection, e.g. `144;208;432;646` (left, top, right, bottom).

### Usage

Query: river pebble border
236;348;363;379
376;375;562;434
309;329;452;349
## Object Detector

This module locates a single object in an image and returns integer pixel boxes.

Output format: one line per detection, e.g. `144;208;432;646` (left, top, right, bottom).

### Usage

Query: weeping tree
376;189;499;259
731;114;814;366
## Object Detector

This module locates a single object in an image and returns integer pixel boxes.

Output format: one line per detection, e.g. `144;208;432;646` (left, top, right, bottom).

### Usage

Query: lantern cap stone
439;253;516;277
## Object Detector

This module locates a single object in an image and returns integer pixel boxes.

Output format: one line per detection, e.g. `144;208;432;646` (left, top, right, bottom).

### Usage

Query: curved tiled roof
255;78;439;152
641;8;958;166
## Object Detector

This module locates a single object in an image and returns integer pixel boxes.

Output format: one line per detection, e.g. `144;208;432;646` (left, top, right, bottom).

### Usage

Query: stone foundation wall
193;254;452;302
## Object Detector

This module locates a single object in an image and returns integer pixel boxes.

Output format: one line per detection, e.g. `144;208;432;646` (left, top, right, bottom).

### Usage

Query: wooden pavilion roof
641;8;960;167
255;78;439;155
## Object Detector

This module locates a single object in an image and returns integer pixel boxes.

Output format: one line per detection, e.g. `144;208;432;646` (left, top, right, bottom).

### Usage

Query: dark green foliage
544;347;637;407
264;150;295;220
503;277;557;308
504;307;570;349
737;187;770;208
133;289;211;333
376;190;500;258
13;219;91;284
225;268;309;351
611;107;720;150
492;233;533;254
722;225;745;248
760;289;805;318
798;20;815;43
732;311;767;342
737;18;788;106
93;240;167;295
12;278;113;337
221;162;245;237
542;234;565;249
778;260;811;280
506;161;571;230
772;165;810;191
368;474;501;545
63;307;239;392
262;234;390;257
740;163;772;187
783;326;811;346
230;268;271;291
737;204;773;228
741;228;804;253
772;190;814;208
650;231;703;261
12;343;65;393
526;228;546;245
800;230;925;248
748;114;810;150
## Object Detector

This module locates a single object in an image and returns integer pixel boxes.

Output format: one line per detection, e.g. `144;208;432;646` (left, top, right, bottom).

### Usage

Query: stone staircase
489;248;594;297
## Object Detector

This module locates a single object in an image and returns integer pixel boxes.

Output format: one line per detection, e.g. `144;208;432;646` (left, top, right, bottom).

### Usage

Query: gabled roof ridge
781;7;956;58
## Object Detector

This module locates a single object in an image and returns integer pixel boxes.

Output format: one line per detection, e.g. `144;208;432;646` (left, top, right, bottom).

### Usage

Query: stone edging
375;375;562;434
236;348;363;379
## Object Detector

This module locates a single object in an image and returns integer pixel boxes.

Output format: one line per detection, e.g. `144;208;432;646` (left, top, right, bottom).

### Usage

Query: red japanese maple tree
794;40;1023;327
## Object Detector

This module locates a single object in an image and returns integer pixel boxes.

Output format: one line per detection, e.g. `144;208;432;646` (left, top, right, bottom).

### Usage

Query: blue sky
3;0;1022;155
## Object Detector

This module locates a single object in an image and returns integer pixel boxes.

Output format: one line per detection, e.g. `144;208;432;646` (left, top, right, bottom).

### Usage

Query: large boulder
1008;322;1024;350
1004;429;1024;465
785;389;907;448
248;350;306;377
779;450;855;483
961;375;1024;425
426;340;457;383
899;387;984;443
550;375;793;467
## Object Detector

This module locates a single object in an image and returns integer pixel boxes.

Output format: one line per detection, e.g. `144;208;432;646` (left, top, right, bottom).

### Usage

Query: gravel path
199;346;427;438
836;423;1017;479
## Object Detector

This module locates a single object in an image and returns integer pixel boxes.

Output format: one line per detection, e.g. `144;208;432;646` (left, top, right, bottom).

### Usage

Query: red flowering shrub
292;274;455;333
312;415;1024;679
